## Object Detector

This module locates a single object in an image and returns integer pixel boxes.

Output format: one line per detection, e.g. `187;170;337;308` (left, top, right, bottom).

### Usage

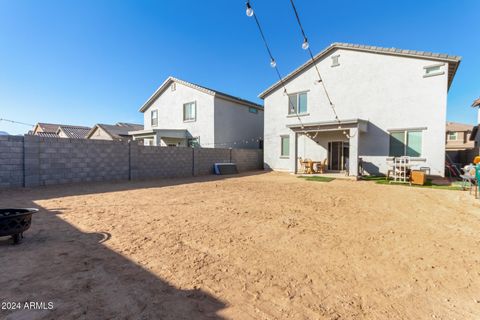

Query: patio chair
298;157;307;174
460;164;476;194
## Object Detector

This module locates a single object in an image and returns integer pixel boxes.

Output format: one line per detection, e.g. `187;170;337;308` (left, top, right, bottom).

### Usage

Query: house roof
446;122;474;132
259;42;462;99
57;125;91;139
34;122;62;133
472;97;480;108
139;76;263;113
87;123;143;140
33;131;59;138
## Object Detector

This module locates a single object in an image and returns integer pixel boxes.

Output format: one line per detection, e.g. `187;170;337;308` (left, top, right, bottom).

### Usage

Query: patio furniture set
386;156;430;185
298;157;328;174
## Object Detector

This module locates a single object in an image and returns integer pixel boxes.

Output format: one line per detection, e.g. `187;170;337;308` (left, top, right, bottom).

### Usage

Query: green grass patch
361;176;463;191
297;176;335;182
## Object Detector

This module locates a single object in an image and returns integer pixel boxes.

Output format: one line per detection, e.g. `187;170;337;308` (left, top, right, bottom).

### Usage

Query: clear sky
1;0;479;135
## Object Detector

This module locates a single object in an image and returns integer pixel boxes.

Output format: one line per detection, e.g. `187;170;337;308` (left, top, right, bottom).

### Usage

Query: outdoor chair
298;157;307;174
460;164;476;194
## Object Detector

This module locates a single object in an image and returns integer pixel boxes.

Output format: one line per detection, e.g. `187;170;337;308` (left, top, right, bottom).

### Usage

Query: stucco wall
263;48;449;176
214;97;264;149
142;82;216;147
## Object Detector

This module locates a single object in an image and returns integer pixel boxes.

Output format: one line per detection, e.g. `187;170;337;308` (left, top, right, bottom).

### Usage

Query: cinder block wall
0;136;264;188
130;144;193;180
0;136;24;188
194;148;231;176
24;135;129;187
231;149;264;172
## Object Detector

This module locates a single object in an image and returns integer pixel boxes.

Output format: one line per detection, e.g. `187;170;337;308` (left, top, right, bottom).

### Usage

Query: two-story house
260;43;461;177
445;122;474;151
129;77;264;149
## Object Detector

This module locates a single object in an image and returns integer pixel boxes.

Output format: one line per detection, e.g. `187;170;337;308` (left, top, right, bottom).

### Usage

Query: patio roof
129;129;188;139
287;119;369;133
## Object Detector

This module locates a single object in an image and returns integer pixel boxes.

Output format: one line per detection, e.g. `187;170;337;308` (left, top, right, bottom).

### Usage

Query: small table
302;161;324;174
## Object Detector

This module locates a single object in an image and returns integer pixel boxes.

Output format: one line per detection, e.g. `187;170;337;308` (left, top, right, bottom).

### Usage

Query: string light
245;1;254;17
245;0;304;129
288;0;357;139
302;38;309;50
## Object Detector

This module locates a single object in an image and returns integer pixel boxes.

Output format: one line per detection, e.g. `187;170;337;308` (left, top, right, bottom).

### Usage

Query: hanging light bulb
270;58;276;68
246;2;254;17
302;38;309;50
343;130;346;135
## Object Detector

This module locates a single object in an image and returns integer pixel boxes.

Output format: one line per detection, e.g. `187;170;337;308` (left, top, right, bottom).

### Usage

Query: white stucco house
260;43;461;177
129;77;264;149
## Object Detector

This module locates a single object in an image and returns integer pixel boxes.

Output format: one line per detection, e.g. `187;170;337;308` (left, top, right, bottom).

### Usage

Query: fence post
128;141;131;181
22;136;25;187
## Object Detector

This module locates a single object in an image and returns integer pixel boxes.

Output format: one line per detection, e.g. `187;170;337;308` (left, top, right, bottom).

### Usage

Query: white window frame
280;135;290;158
331;55;340;67
423;63;445;78
389;129;423;157
447;132;458;141
151;110;158;127
287;92;308;115
183;101;197;122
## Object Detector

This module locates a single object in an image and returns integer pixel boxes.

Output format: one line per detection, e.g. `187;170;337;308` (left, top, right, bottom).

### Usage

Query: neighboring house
86;123;143;141
260;42;461;177
470;97;480;147
445;122;474;151
129;77;264;148
31;122;91;139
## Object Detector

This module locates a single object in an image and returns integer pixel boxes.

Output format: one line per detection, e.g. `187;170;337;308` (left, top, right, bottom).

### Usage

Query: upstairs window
447;132;458;141
249;107;258;114
389;130;422;157
151;110;158;127
288;92;308;115
183;102;196;121
424;64;444;77
331;55;340;67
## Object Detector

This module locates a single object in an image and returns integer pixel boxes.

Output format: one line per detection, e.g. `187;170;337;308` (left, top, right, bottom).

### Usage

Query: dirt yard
1;172;480;319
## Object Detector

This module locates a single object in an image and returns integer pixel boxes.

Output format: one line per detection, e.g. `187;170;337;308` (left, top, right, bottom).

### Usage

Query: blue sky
1;0;479;135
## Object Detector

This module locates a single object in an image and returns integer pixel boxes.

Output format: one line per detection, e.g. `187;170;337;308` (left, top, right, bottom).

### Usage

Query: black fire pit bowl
0;208;38;244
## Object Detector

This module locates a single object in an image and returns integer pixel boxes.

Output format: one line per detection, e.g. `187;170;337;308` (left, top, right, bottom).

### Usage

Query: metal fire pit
0;208;38;244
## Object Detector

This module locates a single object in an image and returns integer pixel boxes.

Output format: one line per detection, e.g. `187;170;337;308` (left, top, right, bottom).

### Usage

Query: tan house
86;123;143;141
30;122;91;139
445;122;474;151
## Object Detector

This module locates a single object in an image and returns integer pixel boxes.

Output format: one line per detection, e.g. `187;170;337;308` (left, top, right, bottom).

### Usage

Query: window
188;137;200;148
447;132;458;141
151;110;158;127
249;107;258;114
288;92;307;114
183;102;196;121
424;64;444;77
331;55;340;67
171;83;176;91
389;130;422;157
281;135;290;157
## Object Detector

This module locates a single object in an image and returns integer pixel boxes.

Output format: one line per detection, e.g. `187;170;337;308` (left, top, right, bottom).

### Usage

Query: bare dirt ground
1;171;480;319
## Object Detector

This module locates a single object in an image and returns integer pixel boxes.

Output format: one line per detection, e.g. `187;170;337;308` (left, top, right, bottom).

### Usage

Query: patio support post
294;132;298;174
349;127;359;177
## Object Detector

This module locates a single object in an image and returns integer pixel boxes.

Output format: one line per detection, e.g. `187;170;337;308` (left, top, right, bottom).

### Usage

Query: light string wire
288;0;356;139
246;0;304;129
0;118;35;127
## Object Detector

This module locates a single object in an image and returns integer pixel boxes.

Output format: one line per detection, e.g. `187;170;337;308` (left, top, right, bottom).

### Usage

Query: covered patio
128;129;191;147
288;119;368;177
